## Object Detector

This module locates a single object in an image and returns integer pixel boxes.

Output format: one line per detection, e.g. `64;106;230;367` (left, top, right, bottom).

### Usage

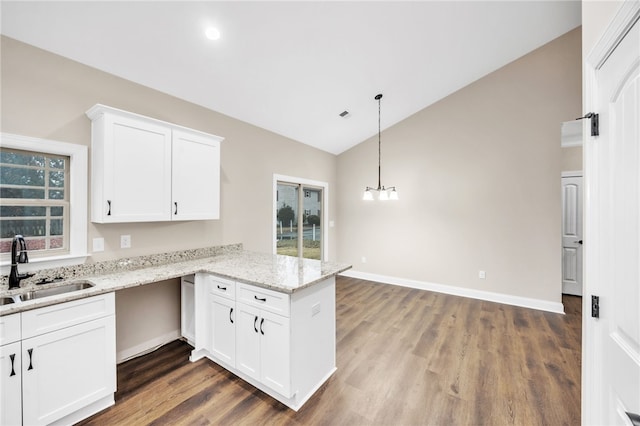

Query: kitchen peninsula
0;245;351;423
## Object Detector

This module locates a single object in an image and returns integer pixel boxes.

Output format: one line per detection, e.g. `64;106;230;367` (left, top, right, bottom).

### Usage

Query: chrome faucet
9;235;34;289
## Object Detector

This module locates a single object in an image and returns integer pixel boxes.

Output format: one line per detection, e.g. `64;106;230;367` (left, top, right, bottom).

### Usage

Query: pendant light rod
376;93;382;190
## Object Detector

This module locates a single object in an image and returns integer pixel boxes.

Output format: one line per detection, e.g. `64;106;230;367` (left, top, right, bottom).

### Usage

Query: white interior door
561;175;583;296
584;7;640;425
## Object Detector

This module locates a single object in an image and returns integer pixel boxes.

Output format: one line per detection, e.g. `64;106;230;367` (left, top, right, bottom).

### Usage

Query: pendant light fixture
363;93;398;201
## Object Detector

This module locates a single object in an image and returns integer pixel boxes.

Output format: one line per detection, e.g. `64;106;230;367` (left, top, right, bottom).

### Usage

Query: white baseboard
117;329;181;363
340;270;565;314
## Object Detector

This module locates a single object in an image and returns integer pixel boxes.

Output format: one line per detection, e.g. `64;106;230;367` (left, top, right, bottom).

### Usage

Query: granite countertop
0;245;351;316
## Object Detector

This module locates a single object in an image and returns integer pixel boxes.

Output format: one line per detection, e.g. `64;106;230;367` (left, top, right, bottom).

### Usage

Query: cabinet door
0;341;22;426
172;130;221;220
22;316;116;426
235;303;261;382
260;310;291;397
100;115;172;222
210;295;235;367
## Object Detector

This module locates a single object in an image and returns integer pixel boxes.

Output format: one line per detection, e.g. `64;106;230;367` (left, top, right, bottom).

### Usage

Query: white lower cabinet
236;303;291;397
193;273;335;411
0;293;116;426
181;276;195;346
22;316;115;425
1;341;22;425
209;294;235;367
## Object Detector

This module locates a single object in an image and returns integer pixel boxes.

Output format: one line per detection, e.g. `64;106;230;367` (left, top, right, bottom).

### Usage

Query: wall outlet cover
121;235;131;249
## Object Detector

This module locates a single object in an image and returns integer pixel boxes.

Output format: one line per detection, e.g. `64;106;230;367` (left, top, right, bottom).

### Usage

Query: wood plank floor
78;276;582;425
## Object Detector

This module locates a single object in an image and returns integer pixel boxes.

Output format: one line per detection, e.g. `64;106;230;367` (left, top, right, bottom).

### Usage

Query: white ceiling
1;1;581;155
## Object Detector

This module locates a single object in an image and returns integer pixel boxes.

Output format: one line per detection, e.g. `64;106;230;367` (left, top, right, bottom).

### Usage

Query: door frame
583;1;640;424
272;174;329;260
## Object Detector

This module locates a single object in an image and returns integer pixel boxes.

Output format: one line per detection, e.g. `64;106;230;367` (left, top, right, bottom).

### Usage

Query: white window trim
0;133;88;274
273;174;329;261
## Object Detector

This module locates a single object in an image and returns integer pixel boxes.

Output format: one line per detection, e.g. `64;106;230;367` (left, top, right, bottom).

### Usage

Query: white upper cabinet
172;130;220;220
86;105;223;223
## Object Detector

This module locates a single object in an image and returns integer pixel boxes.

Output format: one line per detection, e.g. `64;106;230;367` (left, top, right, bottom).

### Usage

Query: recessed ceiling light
205;27;221;41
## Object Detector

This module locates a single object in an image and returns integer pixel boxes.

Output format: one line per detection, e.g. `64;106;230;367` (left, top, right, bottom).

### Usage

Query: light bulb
363;189;374;201
205;27;221;41
379;190;389;201
389;189;399;200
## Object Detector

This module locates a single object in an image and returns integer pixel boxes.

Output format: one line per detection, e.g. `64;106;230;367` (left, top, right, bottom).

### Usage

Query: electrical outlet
120;235;131;249
479;270;486;279
92;237;104;252
361;256;367;263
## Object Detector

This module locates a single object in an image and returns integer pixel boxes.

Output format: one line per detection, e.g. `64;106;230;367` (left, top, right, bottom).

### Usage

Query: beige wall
1;36;338;357
336;28;582;304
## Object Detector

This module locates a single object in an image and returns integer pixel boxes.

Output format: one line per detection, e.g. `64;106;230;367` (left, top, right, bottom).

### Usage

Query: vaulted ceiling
1;1;581;154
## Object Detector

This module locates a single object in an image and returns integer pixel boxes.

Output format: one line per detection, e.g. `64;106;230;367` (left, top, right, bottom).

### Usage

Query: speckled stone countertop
0;244;351;316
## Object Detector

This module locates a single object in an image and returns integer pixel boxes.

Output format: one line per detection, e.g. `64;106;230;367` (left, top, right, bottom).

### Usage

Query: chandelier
363;93;398;201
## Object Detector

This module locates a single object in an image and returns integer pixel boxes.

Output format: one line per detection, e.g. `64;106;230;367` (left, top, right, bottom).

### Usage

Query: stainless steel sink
0;297;16;306
19;281;95;301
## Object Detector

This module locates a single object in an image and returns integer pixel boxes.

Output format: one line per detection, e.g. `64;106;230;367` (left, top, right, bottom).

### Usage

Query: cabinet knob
174;202;178;215
260;318;265;335
230;307;234;324
253;316;258;333
107;200;112;216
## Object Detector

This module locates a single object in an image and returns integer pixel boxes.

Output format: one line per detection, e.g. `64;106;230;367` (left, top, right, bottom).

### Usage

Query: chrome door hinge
591;295;600;318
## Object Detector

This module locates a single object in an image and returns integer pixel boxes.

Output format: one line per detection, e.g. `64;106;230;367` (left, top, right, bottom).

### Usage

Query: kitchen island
0;245;351;419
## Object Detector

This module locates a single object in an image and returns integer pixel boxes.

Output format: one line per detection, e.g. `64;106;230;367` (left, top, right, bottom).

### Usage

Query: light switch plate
92;237;104;252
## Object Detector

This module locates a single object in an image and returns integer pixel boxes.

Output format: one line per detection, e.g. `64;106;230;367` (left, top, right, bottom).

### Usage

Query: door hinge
576;112;599;137
591;295;600;318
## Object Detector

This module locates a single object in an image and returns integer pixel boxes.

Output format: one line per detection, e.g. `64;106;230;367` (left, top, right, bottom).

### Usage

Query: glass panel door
301;187;322;260
276;182;299;257
275;181;323;260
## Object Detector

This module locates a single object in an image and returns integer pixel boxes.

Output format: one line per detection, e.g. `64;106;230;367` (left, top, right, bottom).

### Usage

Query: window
1;149;70;256
0;133;87;271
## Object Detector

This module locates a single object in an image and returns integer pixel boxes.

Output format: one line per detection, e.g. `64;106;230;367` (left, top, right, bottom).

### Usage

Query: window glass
0;148;70;256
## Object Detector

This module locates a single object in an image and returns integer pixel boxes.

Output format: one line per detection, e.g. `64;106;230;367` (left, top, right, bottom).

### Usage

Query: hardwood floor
78;276;582;425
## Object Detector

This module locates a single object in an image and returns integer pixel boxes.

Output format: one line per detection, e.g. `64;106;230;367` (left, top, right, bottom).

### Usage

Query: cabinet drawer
0;313;21;346
208;275;236;300
22;293;115;339
237;284;290;317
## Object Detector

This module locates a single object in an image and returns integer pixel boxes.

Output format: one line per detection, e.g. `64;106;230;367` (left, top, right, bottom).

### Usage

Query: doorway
561;173;583;296
273;175;328;260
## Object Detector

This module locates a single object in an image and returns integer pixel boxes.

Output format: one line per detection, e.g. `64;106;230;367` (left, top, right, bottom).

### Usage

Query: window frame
273;174;329;261
0;133;88;274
